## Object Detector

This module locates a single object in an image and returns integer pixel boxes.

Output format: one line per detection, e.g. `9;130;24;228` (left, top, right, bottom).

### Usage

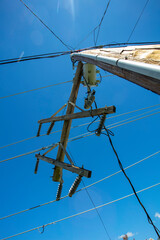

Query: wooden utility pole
53;61;83;182
71;45;160;94
36;61;116;189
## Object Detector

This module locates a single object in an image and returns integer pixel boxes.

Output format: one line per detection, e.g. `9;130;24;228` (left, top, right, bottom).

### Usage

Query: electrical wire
105;126;160;237
1;41;160;65
0;108;159;160
0;75;112;101
0;80;72;100
127;0;150;43
67;148;111;240
104;126;160;237
95;0;112;46
0;149;159;222
87;98;160;237
0;103;158;150
1;181;160;240
19;0;73;50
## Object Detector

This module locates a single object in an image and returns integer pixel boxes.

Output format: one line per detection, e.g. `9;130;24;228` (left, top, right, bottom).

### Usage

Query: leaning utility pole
35;61;116;199
71;44;160;94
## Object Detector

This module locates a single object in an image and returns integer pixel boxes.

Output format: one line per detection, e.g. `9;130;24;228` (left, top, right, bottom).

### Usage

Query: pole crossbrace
35;154;92;178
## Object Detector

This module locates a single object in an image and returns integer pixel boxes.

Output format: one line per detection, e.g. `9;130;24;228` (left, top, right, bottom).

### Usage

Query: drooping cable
19;0;73;50
1;181;160;240
103;126;160;237
0;149;160;222
87;98;160;237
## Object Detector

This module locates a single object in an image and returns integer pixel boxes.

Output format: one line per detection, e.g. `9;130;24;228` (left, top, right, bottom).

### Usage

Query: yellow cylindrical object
83;63;97;86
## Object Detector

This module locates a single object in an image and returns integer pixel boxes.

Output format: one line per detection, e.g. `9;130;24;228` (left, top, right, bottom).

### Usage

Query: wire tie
38;225;45;234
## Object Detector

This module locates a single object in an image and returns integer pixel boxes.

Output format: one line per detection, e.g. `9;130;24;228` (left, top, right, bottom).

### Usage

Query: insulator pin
96;114;107;136
68;175;82;197
56;182;63;201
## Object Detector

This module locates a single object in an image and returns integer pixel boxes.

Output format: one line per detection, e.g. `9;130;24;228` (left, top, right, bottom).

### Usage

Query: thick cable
1;181;160;240
104;127;160;237
1;41;160;65
19;0;73;50
0;149;159;221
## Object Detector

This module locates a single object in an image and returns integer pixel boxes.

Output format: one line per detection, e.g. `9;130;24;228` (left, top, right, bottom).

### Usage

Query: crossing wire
1;181;160;240
1;41;160;65
127;0;150;43
95;0;112;46
0;80;73;100
0;109;159;163
0;75;112;100
67;148;111;240
0;109;159;164
0;149;159;222
19;0;73;50
0;103;159;151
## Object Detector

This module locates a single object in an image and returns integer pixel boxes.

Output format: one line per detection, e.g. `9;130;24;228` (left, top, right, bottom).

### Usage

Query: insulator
68;175;82;197
34;158;39;174
56;182;63;201
84;90;95;109
96;114;107;136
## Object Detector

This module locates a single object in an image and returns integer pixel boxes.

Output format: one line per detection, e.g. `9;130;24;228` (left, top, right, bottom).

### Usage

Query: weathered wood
60;143;74;166
35;154;92;178
53;61;83;182
47;122;55;135
47;103;67;135
38;106;116;124
42;143;59;156
72;52;160;95
37;123;42;137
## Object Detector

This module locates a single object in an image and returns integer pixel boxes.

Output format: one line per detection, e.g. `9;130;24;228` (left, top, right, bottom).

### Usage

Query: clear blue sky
0;0;160;239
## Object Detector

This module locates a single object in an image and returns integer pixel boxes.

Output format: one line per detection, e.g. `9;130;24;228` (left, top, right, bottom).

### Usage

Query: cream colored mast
71;45;160;94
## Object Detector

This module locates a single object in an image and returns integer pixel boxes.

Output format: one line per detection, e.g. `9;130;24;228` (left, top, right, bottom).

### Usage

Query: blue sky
0;0;160;239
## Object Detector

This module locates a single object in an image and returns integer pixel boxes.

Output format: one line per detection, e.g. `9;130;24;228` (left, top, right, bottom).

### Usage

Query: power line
95;0;112;46
0;149;159;222
1;181;160;240
1;41;160;65
0;107;160;159
127;0;150;42
0;104;159;150
19;0;73;50
0;75;112;100
67;148;112;240
104;125;160;237
0;80;72;100
90;100;160;236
